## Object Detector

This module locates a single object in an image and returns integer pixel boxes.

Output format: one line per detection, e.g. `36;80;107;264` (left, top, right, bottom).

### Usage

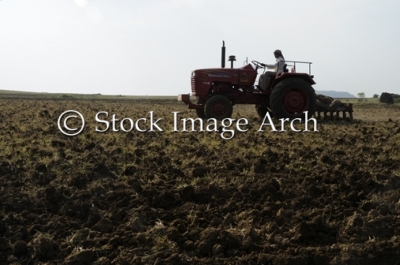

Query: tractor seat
283;64;288;73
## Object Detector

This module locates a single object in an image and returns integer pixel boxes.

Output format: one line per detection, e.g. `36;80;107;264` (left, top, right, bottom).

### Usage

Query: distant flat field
0;89;381;103
0;89;177;100
0;89;393;122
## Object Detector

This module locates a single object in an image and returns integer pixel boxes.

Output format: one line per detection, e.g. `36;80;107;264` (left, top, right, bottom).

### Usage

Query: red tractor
178;41;316;120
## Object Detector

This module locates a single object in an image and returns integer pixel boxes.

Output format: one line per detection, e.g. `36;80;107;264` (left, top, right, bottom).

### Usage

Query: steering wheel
251;60;266;69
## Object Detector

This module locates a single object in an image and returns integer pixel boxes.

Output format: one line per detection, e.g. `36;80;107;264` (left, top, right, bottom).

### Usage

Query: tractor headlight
191;71;195;77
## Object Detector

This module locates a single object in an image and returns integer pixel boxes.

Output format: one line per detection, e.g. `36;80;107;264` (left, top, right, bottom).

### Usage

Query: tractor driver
258;49;285;91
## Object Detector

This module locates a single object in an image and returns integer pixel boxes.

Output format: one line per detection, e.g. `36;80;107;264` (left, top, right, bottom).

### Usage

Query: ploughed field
1;98;400;265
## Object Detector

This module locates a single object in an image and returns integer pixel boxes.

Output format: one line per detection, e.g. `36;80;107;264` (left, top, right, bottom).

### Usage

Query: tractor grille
191;77;197;95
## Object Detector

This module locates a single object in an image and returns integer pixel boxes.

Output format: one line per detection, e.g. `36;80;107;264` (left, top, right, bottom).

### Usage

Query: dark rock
128;217;145;232
92;219;113;233
66;250;94;264
33;235;56;261
180;186;194;201
13;240;28;256
166;227;180;241
197;240;212;256
0;237;9;250
212;244;224;256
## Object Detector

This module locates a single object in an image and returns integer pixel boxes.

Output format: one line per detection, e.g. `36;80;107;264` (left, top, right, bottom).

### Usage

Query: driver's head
274;49;283;58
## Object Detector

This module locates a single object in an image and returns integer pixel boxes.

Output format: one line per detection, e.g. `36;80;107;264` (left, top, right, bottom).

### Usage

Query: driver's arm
264;62;277;70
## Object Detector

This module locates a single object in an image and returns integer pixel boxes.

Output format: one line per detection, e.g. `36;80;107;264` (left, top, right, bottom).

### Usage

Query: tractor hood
192;64;254;78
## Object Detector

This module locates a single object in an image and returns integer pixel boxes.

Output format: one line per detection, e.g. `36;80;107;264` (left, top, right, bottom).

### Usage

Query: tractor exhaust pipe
221;41;225;68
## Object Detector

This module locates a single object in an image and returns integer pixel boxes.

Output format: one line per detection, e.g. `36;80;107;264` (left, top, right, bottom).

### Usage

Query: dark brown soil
1;98;400;264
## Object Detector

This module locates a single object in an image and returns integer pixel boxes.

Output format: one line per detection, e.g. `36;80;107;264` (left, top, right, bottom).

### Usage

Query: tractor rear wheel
204;95;233;120
270;78;315;120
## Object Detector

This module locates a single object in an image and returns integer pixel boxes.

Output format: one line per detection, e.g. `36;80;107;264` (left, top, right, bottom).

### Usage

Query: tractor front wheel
270;78;315;120
195;99;206;118
204;95;233;120
196;108;206;119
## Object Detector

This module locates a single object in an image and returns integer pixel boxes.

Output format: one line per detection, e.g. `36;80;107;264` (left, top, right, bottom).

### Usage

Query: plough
314;94;353;121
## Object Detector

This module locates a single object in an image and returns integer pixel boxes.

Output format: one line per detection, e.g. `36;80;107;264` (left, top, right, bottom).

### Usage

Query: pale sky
0;0;399;97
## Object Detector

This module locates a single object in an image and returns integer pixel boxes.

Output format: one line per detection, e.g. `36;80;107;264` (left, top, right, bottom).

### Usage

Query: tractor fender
272;73;315;88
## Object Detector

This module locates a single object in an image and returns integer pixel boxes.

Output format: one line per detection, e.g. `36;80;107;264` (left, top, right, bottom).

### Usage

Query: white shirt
265;56;285;74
